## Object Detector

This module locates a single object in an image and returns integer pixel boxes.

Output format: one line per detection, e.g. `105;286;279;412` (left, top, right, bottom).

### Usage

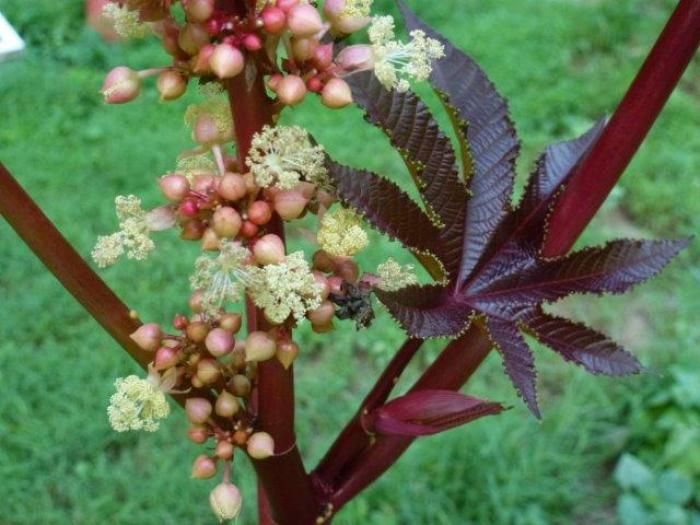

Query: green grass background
0;0;698;523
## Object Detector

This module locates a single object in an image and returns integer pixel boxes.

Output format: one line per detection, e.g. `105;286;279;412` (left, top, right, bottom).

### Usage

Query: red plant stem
318;0;700;512
542;0;700;256
225;66;318;524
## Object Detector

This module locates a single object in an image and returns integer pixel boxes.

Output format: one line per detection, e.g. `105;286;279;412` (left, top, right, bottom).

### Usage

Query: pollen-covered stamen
246;126;328;190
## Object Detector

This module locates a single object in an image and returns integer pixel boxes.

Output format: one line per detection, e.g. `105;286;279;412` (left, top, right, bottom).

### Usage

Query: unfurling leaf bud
322;78;353;109
154;346;180;370
245;331;277;362
253;234;285;265
186;397;213;424
218;173;247;201
287;4;323;37
274;190;309;220
159;174;190;201
276;340;300;370
247;432;275;459
308;300;335;326
219;313;242;333
205;328;235;357
215;440;234;460
101;66;141;104
210;44;245;79
196;358;221;385
215;390;240;417
275;75;307;106
129;323;162;352
212;207;242;238
335;44;375;73
184;0;215;23
191;454;217;479
209;482;242;523
247;200;273;225
156;70;187;101
261;7;286;34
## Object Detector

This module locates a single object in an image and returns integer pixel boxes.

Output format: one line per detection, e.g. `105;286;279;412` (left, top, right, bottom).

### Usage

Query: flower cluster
102;3;151;39
376;258;419;291
107;374;170;432
317;208;368;257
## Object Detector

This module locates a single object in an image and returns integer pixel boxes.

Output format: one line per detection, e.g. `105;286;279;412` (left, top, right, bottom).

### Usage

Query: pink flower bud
308;300;336;325
287;4;323;38
156;70;188;101
247;200;273;225
307;76;323;93
261;7;286;34
184;0;214;23
193;114;222;145
101;66;141;104
178;23;210;56
336;44;375;73
186;397;213;424
276;0;299;12
219;313;242;333
312;271;331;301
245;331;277;362
229;374;251;397
187;321;210;343
215;440;234;460
291;37;319;62
212;207;242;238
205;328;235;357
276;340;299;370
247;432;275;459
253;234;285;265
159;174;190;201
218;173;247;202
267;73;283;91
210;44;245;79
321;78;353;108
201;227;221;251
129;323;162;352
274;190;309;220
276;74;307;106
215;390;240;417
240;220;259;239
209;482;242;522
179;199;200;218
196;358;221;385
187;425;209;444
312;43;334;69
154;346;181;370
192;172;218;193
191;454;217;479
243;34;262;51
145;206;177;231
192;44;215;74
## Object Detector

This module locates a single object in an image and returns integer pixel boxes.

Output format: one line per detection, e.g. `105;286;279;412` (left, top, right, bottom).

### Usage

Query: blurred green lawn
0;1;698;524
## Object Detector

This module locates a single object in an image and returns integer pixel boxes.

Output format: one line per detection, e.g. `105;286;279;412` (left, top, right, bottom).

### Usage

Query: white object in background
0;11;25;62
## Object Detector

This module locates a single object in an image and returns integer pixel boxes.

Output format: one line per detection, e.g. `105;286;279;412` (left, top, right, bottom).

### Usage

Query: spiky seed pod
185;397;213;424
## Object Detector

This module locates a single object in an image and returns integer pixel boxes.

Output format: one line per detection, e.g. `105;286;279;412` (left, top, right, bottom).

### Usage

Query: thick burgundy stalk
543;0;700;256
225;68;318;524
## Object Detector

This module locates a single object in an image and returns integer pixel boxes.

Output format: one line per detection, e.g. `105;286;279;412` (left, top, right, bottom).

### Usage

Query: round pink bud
240;220;259;239
210;44;245;79
209;482;242;522
196;358;221;385
212;207;242;238
276;0;299;12
192;44;215;74
335;44;375;73
205;327;235;357
186;397;213;424
261;7;286;34
276;340;300;370
179;199;200;218
322;0;345;18
187;425;209;444
243;34;262;52
321;78;353;108
215;440;234;460
307;76;323;93
287;4;323;38
291;37;319;62
129;323;162;352
324;0;370;33
193;114;222;145
219;313;242;334
187;320;209;343
184;0;214;23
191;454;217;479
312;43;334;70
154;346;181;370
247;431;275;459
267;73;283;91
274;190;309;220
308;300;335;326
159;174;190;201
156;70;188;101
276;75;307;106
178;23;210;56
247;200;272;225
245;331;277;363
218;173;247;202
101;66;141;104
253;234;285;265
215;390;240;417
192;172;217;194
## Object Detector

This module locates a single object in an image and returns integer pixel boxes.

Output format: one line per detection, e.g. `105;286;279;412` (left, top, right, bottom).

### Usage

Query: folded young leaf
370;390;504;436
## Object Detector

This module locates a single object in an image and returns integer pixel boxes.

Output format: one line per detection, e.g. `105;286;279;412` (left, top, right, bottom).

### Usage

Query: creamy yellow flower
317;208;368;257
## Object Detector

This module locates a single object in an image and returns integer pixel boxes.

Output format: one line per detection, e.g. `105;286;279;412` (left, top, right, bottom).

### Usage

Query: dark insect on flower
331;281;375;330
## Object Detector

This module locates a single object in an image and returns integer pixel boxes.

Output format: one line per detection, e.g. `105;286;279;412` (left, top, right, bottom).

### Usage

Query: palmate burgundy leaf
368;390;504;437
